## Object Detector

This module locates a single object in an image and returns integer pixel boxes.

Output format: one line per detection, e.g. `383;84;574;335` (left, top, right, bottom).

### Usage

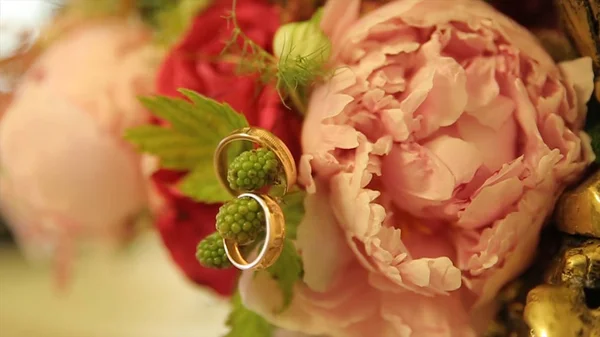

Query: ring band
213;127;297;197
222;193;286;270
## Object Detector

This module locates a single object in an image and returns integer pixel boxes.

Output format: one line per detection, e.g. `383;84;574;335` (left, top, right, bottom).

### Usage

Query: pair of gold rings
213;127;296;271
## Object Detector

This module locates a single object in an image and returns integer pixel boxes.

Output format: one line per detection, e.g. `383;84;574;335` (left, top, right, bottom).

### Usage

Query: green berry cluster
198;145;285;270
227;148;281;192
216;197;265;245
196;232;230;269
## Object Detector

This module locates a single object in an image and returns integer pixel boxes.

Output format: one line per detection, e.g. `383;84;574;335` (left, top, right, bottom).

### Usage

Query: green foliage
124;125;208;170
179;164;233;204
280;190;306;240
222;0;331;114
265;238;303;312
224;293;274;337
590;125;600;164
141;0;212;46
70;0;122;17
585;97;600;163
125;90;249;203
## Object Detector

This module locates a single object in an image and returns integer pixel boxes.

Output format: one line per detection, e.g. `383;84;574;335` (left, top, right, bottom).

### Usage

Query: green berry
227;148;281;192
216;197;265;245
196;232;231;269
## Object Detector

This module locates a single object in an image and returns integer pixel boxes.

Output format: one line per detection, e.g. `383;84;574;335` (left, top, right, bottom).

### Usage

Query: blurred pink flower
239;0;595;336
0;19;160;281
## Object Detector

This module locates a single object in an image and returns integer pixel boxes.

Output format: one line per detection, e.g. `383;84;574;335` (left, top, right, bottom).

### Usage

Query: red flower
152;0;302;296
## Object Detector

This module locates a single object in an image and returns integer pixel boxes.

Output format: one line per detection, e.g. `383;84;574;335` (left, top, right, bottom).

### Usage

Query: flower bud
273;9;331;64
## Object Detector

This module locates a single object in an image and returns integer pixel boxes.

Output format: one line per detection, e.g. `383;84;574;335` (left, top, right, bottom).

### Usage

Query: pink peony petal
297;181;355;292
257;0;595;335
423;135;483;188
382;143;457;203
558;57;594;126
464;57;499;111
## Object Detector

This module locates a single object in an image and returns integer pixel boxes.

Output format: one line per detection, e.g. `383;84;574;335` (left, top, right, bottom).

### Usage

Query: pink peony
239;0;595;336
0;19;160;278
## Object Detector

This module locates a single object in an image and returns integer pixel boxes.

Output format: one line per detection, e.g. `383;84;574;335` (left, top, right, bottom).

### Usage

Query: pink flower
0;19;159;281
239;0;595;336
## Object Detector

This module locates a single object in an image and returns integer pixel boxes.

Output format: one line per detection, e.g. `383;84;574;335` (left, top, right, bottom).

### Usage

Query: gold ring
213;127;297;197
222;193;286;270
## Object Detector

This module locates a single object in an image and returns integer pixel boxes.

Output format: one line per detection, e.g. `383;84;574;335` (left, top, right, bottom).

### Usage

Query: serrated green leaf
126;91;250;202
125;125;210;170
179;89;249;133
281;190;306;240
224;292;273;337
265;238;303;312
137;97;197;137
178;163;231;203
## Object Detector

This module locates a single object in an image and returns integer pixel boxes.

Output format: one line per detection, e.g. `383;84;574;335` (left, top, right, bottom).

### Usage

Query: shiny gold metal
214;128;296;271
214;127;297;198
524;239;600;337
222;193;286;271
524;284;599;337
555;170;600;238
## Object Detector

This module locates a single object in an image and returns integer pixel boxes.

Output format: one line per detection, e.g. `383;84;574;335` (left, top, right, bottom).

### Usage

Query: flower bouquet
126;0;600;335
2;0;599;335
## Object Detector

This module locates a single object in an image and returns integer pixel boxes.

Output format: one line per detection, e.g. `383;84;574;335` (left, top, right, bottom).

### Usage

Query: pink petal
423;135;483;187
297;181;355;292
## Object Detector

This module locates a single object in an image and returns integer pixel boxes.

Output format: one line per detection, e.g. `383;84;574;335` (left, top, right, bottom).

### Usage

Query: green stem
285;83;308;116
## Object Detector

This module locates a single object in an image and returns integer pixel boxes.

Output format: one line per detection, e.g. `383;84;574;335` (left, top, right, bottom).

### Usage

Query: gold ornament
555;170;600;238
523;238;600;337
214;127;296;271
487;171;600;336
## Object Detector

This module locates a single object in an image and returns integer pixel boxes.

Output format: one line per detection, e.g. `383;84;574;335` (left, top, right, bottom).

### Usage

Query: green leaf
265;238;303;312
178;164;231;203
125;90;250;203
224;292;273;337
124;125;209;170
151;0;213;46
585;98;600;163
281;190;306;240
222;1;331;115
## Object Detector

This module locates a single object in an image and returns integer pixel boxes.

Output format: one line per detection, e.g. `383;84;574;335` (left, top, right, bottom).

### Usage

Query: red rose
152;0;302;296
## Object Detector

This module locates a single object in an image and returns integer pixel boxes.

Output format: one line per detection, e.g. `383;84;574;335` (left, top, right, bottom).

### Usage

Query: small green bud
196;232;231;269
273;8;331;64
216;197;265;245
227;148;282;192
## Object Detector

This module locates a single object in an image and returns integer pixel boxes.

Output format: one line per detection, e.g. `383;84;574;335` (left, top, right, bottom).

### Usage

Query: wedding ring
222;193;286;270
214;127;297;197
